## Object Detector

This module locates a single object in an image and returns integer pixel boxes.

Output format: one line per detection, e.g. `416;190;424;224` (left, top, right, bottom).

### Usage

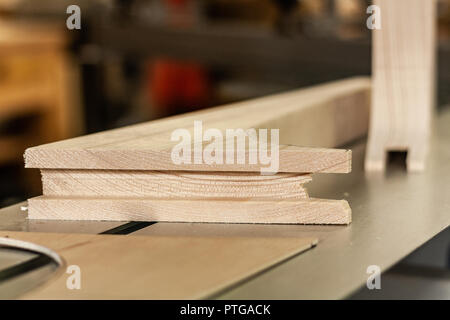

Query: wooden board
27;197;351;225
365;0;436;171
0;231;317;299
24;77;366;224
25;77;369;172
41;170;312;199
28;146;351;174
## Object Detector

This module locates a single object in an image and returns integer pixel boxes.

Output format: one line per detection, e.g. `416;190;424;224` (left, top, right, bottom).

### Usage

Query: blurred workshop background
0;0;449;204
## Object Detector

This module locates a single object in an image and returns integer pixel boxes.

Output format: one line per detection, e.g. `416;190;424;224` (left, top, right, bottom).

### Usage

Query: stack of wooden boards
24;77;371;225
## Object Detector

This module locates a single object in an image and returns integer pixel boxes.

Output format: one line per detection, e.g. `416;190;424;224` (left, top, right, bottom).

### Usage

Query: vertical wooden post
365;0;437;171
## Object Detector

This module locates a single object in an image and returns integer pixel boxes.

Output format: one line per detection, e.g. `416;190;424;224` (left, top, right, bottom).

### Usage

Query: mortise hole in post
387;151;408;171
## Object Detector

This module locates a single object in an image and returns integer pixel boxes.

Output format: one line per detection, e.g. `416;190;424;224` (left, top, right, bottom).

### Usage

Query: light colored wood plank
28;145;351;174
41;170;312;199
365;0;436;171
25;77;369;172
27;196;351;225
24;78;364;224
0;231;317;299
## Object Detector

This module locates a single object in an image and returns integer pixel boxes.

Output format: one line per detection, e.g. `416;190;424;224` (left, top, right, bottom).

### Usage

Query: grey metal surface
0;263;57;299
0;237;63;299
401;228;450;269
350;269;450;299
0;202;124;234
134;221;343;239
0;203;127;299
213;107;450;299
0;248;37;270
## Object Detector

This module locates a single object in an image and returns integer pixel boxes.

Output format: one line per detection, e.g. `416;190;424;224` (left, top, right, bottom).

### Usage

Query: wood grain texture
27;196;351;225
24;78;364;224
25;77;369;172
0;231;317;299
41;170;312;199
28;146;351;174
365;0;436;171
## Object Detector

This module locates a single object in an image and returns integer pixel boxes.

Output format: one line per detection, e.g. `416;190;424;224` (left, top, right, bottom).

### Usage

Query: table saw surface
1;107;449;299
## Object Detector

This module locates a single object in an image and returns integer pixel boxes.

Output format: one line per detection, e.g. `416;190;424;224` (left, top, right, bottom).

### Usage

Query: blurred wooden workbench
0;20;83;165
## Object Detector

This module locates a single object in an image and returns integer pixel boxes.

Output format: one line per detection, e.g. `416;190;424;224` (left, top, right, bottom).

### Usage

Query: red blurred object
149;59;210;115
166;0;189;7
180;63;210;109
